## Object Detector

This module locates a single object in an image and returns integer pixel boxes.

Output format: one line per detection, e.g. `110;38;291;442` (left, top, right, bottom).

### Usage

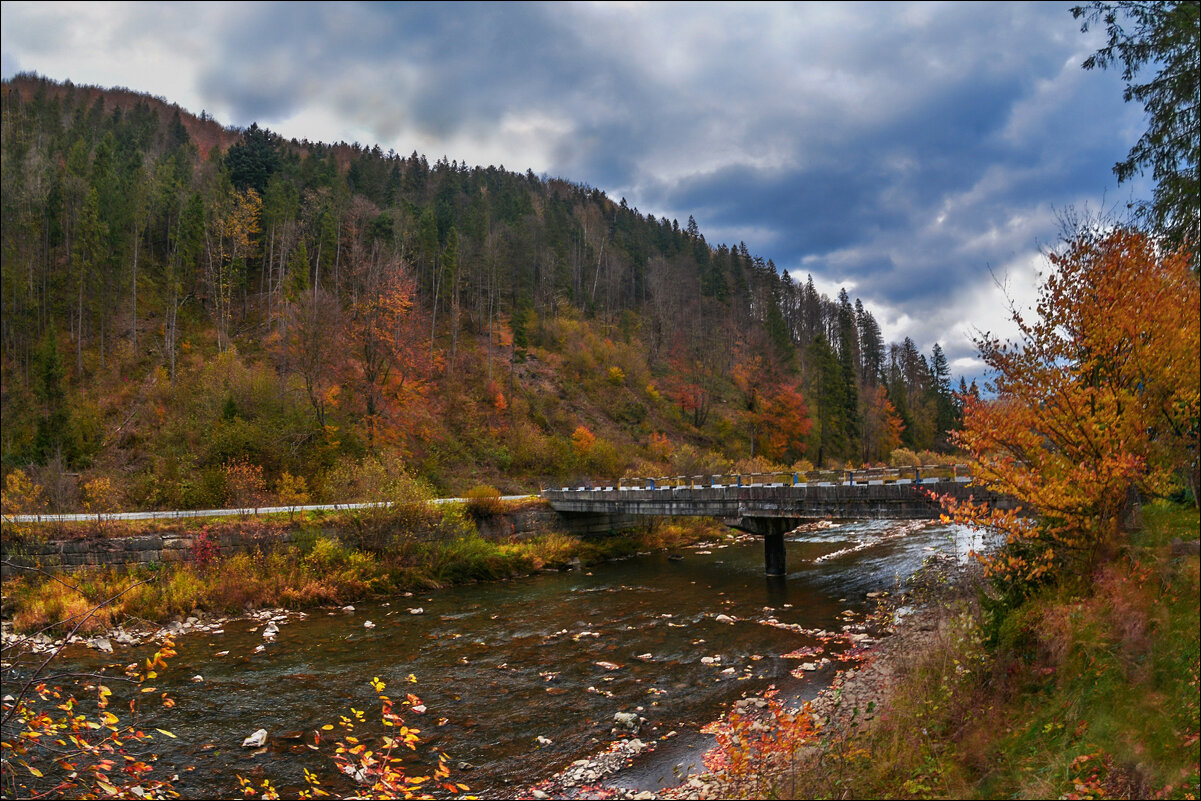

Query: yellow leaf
155;728;177;738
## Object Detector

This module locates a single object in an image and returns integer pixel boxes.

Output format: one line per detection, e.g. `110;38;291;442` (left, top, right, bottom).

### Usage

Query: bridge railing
603;464;972;492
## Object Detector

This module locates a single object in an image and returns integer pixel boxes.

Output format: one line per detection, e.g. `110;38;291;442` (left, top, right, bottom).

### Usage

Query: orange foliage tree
754;379;813;463
860;384;905;464
571;425;596;458
346;260;434;451
946;228;1199;585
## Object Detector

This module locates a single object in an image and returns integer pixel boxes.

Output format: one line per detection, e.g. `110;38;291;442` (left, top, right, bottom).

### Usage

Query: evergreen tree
226;122;280;196
1073;1;1200;257
32;330;75;465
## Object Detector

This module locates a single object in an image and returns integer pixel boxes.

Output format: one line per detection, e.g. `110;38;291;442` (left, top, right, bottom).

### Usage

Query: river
14;519;986;798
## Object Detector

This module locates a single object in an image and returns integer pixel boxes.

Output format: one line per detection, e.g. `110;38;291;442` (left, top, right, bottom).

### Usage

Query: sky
0;1;1149;382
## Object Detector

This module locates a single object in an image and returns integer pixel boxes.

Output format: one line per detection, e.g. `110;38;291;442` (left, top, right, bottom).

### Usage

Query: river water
23;519;985;798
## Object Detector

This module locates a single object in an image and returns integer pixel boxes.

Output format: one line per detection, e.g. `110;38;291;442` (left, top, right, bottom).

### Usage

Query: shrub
430;504;477;542
276;471;310;507
190;527;220;567
1;469;46;542
223;458;268;509
888;447;922;468
81;476;122;515
464;485;505;518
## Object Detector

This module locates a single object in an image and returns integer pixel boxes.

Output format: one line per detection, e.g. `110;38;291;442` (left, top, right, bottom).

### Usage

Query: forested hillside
0;74;967;510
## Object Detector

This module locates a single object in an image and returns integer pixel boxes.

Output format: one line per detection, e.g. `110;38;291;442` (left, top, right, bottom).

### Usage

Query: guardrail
549;465;972;492
1;495;538;525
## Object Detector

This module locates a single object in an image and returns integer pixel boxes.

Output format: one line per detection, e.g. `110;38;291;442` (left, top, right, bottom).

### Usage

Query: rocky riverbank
525;549;982;800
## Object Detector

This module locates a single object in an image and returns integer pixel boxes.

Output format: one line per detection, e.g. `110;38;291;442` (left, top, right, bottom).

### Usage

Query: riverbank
551;502;1199;800
656;552;980;800
1;508;732;640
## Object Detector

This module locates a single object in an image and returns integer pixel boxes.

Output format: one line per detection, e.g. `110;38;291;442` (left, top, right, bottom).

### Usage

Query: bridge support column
764;530;786;577
726;516;798;576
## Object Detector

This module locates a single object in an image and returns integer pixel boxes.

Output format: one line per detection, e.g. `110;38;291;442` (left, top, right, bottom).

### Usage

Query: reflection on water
24;520;987;797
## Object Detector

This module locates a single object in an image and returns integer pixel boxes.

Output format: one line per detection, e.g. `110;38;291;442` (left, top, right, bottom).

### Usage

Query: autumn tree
860;384;905;464
347;258;432;450
284;287;342;431
754;378;813;463
947;227;1199;586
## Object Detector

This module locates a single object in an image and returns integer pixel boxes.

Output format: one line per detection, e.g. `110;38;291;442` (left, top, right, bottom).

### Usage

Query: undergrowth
711;502;1199;800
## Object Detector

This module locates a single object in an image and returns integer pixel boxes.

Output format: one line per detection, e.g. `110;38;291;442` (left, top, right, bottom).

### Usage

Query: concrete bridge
542;466;1012;576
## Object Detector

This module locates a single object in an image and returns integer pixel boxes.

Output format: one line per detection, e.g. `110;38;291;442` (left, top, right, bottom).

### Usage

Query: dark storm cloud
195;3;629;137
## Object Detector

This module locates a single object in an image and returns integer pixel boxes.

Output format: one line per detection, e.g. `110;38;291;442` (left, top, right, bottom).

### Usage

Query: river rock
242;729;268;748
262;621;279;638
90;636;113;653
535;735;553;746
614;711;640;730
191;675;204;683
715;614;736;623
341;605;355;613
409;607;424;615
364;620;376;629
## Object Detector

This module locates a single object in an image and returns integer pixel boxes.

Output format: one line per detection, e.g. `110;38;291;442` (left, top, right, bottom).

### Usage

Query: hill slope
0;74;964;510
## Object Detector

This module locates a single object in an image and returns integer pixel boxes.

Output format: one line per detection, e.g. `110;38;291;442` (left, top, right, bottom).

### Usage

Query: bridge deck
542;477;981;521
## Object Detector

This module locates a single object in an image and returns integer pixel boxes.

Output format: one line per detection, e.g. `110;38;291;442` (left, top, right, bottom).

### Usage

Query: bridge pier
765;530;786;577
726;516;800;575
